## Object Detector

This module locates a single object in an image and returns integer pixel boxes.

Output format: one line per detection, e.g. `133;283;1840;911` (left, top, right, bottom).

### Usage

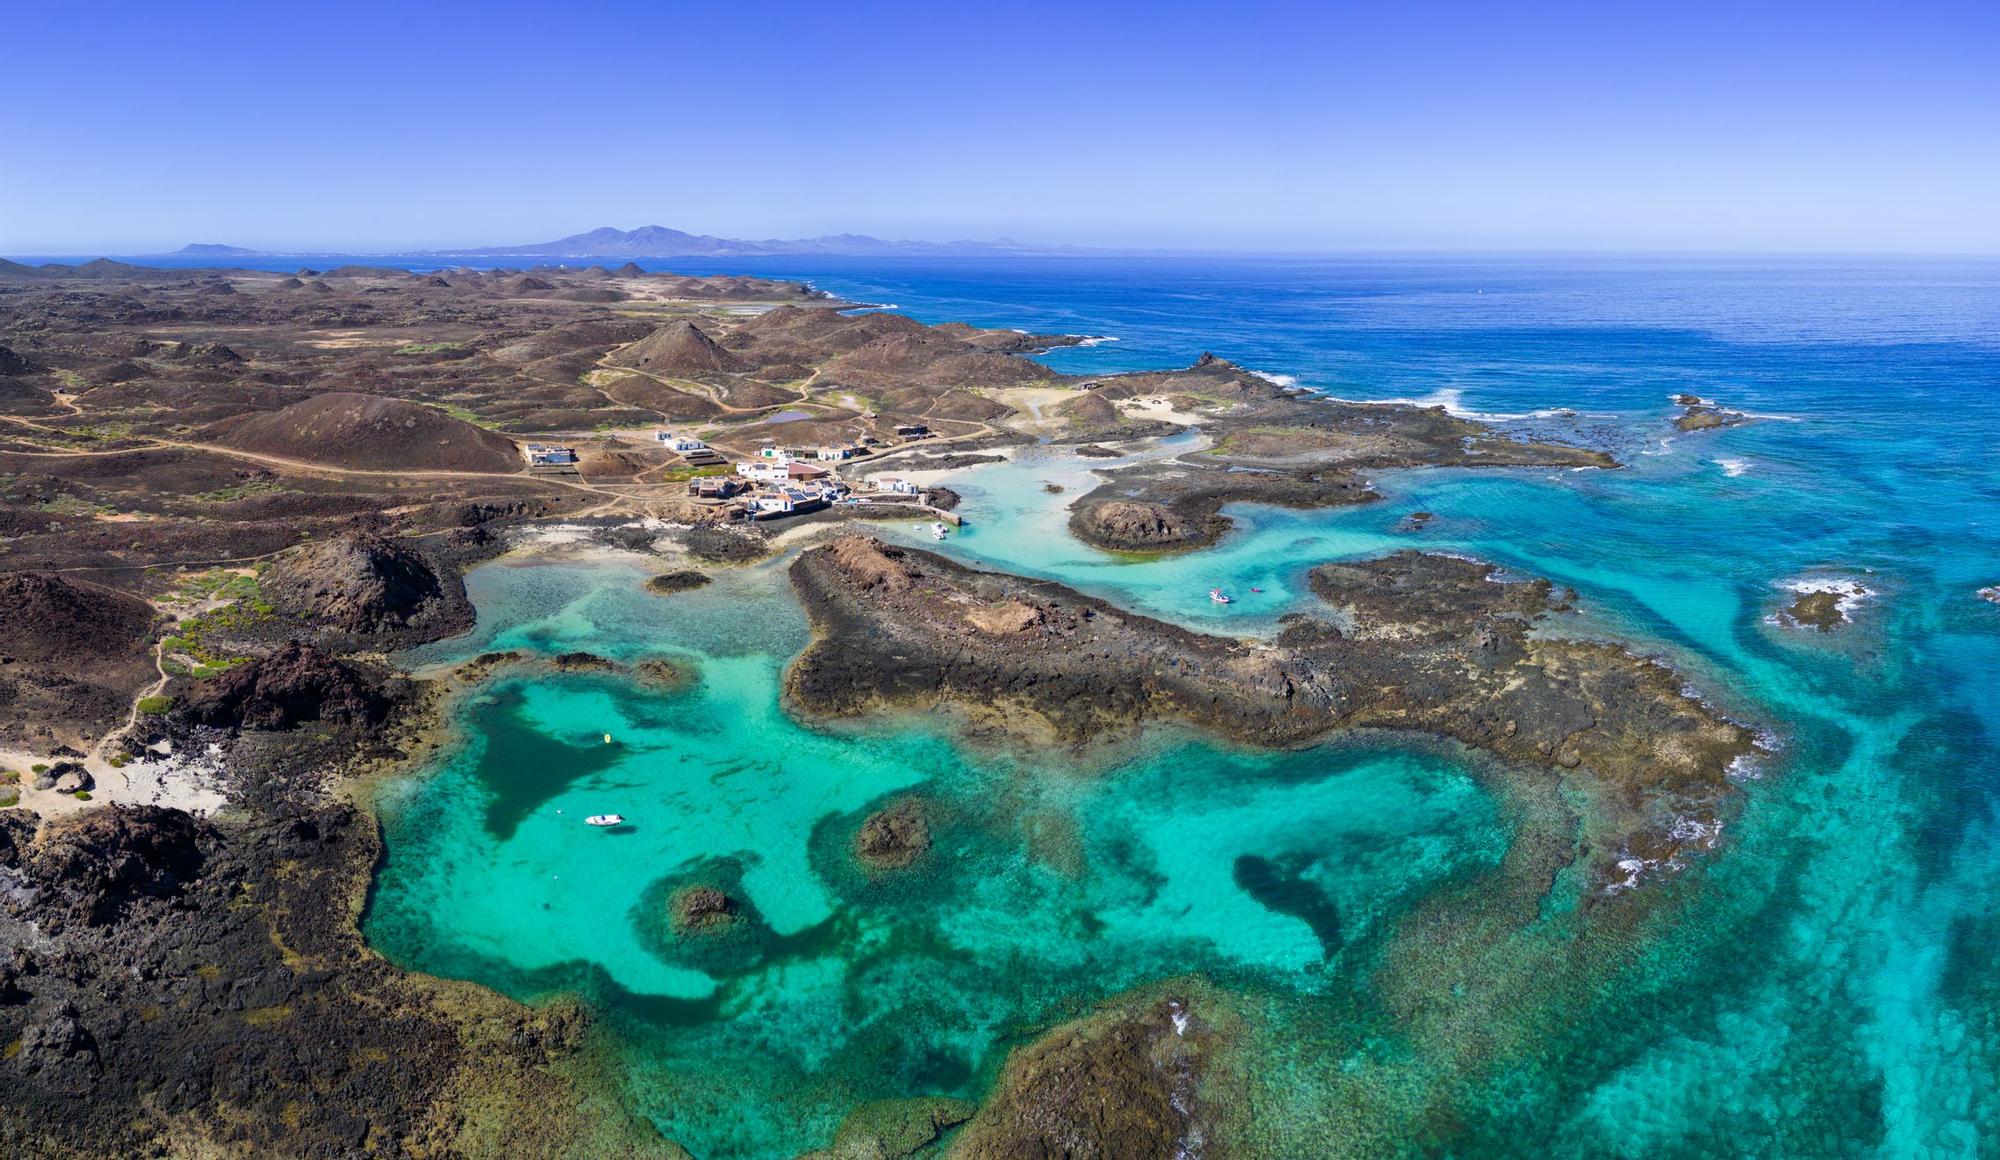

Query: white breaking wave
1074;334;1119;347
1715;457;1750;477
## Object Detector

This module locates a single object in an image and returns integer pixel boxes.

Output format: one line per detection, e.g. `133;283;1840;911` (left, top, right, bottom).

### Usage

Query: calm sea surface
259;254;2000;1157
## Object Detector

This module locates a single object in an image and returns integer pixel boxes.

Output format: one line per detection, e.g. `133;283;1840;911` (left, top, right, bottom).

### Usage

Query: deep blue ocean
42;250;2000;1154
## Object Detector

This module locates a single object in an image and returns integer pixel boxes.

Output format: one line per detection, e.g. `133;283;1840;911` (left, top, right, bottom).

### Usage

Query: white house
736;461;791;483
875;476;919;496
758;447;791;461
525;443;577;466
656;431;706;452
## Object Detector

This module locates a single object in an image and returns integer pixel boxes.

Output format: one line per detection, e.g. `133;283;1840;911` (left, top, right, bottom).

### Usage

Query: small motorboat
931;521;950;540
585;814;625;827
1249;587;1264;593
1209;588;1233;604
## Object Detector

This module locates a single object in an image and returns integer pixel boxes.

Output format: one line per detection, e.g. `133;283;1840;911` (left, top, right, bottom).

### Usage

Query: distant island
153;225;1078;260
172;243;261;257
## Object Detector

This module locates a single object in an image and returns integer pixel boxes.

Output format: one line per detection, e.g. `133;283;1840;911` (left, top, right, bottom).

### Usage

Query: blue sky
3;0;1996;253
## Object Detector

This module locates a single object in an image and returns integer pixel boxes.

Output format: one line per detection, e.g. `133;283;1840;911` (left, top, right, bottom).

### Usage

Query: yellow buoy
603;733;614;744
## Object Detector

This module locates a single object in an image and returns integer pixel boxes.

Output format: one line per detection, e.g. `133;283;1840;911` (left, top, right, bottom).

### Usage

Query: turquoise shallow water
367;258;2000;1157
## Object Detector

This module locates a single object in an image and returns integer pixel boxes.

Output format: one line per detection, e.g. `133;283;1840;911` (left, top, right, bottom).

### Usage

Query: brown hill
609;319;746;374
208;393;520;472
0;572;158;746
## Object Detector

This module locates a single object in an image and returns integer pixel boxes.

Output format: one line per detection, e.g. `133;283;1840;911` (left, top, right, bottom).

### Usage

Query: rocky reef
949;984;1238;1159
788;537;1758;884
854;799;932;872
1673;394;1755;432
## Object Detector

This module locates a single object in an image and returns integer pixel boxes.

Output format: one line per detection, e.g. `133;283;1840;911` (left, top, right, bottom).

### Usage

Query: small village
522;420;958;523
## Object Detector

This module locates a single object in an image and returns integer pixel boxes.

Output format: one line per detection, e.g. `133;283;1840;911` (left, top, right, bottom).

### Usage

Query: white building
875;476;919;495
736;461;791;483
656;431;706;452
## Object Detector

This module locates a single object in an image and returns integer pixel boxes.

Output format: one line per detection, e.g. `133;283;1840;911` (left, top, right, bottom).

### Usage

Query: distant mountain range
158;226;1078;260
462;225;1070;258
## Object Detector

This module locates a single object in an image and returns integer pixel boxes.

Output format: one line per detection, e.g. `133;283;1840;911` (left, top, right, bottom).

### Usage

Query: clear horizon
4;0;1997;255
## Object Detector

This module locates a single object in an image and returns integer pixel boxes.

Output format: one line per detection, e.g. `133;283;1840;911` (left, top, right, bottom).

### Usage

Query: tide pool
368;257;2000;1157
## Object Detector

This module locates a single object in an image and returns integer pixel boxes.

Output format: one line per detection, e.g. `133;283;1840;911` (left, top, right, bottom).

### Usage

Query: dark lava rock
0;343;36;375
927;485;963;510
645;569;712;595
27;806;207;927
854;801;931;871
261;532;470;647
1783;590;1847;632
669;885;739;935
179;640;389;731
550;651;617;673
682;523;768;563
1071;499;1204;552
1675;402;1753;432
1073;444;1121;458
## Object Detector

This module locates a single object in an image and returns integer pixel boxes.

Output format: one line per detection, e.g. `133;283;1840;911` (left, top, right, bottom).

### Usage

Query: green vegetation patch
136;695;176;716
192;480;280;504
393;341;466;355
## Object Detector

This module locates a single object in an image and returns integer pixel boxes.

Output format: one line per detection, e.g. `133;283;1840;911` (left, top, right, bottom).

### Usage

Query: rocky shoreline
787;537;1759;886
1060;357;1614;553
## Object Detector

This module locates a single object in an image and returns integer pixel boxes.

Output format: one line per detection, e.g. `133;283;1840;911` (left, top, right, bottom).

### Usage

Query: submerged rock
668;885;739;935
854;801;931;872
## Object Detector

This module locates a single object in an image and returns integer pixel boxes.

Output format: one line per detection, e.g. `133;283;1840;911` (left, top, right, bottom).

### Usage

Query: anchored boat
1209;588;1233;604
585;814;625;827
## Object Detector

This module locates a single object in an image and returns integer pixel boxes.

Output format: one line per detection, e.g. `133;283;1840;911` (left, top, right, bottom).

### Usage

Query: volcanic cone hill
607;318;747;374
207;393;521;472
261;532;471;648
0;571;158;746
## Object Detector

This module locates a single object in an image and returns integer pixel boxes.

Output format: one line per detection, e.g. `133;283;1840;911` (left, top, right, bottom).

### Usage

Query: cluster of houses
525;429;934;520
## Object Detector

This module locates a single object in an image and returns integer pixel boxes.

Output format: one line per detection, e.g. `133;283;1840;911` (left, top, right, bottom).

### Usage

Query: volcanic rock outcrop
261;532;471;647
178;640;389;731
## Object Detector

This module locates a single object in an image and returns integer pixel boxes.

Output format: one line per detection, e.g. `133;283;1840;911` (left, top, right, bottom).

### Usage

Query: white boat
1209;588;1232;604
931;521;949;539
584;814;625;827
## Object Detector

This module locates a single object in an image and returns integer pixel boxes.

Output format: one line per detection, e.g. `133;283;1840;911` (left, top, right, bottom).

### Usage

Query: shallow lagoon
368;259;2000;1157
